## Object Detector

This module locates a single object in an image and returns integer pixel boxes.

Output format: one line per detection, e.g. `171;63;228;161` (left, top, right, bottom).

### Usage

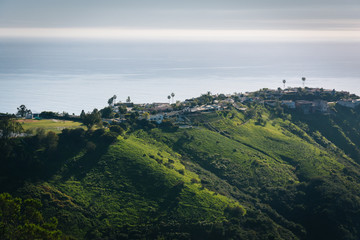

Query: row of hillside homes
337;99;360;109
145;103;173;112
187;104;223;113
16;112;40;119
263;100;297;109
295;100;329;114
148;111;183;124
147;104;225;124
264;100;329;114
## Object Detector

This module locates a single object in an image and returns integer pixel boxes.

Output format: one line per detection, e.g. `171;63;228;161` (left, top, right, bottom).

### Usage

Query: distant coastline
1;40;360;114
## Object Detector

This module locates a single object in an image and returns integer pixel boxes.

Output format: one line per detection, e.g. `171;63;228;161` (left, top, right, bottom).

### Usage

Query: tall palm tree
113;95;117;105
302;77;306;88
171;92;175;104
283;79;286;89
108;97;114;106
167;95;171;104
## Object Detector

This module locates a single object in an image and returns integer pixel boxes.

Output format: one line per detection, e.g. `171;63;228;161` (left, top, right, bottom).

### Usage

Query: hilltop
10;87;359;125
1;88;360;239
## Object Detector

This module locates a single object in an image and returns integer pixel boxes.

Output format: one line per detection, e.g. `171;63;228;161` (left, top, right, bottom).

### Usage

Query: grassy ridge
208;110;344;179
3;105;360;239
143;108;360;239
151;110;345;191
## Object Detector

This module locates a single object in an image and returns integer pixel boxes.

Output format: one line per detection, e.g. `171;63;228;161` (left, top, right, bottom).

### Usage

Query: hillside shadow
60;144;111;181
0;129;117;192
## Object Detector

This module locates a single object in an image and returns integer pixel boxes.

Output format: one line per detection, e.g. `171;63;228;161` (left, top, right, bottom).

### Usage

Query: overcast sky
0;0;359;41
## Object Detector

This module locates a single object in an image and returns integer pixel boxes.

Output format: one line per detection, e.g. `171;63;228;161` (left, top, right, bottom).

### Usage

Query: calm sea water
1;39;359;114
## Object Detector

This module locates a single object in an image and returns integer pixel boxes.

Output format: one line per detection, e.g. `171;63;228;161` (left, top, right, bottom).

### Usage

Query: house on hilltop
313;100;329;113
154;103;172;112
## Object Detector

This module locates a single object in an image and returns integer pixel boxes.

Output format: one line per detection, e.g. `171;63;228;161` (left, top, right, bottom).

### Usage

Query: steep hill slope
143;108;360;239
2;105;360;239
12;133;249;239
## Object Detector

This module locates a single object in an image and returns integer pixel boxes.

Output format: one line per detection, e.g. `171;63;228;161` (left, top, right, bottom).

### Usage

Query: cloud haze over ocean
1;28;360;42
0;0;360;41
1;0;360;113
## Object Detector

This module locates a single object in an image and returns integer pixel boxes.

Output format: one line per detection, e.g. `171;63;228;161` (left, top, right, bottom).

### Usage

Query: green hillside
1;104;360;239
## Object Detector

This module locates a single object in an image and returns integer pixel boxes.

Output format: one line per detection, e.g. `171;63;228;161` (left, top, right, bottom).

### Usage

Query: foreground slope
8;130;251;239
2;105;360;239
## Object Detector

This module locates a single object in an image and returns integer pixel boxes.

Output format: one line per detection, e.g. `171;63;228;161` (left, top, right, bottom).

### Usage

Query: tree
126;96;131;103
171;92;175;104
17;105;31;118
0;116;23;139
81;109;102;130
118;105;127;114
302;77;306;88
167;95;171;104
80;110;86;119
0;193;63;240
39;111;57;119
44;131;59;151
113;95;117;105
62;111;69;118
142;112;150;120
100;106;113;118
245;108;257;120
283;79;286;89
108;97;114;106
109;125;124;135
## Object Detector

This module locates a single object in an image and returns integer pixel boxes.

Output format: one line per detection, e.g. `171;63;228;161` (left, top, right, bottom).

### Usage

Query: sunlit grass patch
17;119;84;133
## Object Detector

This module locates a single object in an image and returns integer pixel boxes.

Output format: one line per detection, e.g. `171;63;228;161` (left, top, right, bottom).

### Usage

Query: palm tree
108;97;114;106
283;79;286;89
302;77;306;88
167;95;171;104
171;92;175;104
113;95;117;105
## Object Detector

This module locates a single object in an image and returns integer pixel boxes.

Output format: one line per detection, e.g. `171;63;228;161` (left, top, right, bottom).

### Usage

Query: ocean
1;39;359;114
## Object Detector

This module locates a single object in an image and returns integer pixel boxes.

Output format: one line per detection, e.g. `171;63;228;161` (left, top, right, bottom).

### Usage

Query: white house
25;112;33;119
222;98;235;104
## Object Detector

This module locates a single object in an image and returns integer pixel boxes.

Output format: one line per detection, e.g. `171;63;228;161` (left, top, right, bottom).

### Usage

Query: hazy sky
1;1;360;112
0;0;359;41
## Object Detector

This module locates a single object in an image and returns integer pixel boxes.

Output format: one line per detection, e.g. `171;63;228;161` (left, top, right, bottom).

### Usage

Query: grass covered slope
16;132;246;239
78;135;243;223
145;108;360;239
152;110;344;189
2;104;360;239
291;104;360;163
